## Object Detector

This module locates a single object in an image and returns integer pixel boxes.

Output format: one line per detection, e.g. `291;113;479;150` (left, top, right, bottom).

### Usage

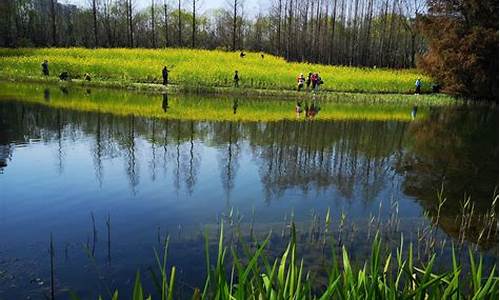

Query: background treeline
0;0;426;68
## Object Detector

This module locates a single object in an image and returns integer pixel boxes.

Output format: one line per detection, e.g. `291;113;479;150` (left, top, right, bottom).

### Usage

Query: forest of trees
0;0;426;68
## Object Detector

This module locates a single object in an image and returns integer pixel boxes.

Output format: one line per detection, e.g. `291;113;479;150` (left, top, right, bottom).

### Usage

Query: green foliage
418;0;498;100
79;226;498;300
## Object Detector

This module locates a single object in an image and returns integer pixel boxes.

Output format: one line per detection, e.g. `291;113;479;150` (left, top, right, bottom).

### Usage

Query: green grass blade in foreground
69;226;499;299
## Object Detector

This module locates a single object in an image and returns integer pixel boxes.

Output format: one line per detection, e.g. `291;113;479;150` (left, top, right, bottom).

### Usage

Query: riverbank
1;47;436;96
0;81;454;122
0;76;457;107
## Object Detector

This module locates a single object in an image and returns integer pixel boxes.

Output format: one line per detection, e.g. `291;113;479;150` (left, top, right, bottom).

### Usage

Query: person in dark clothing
42;60;49;76
431;83;441;93
415;78;422;94
59;71;70;81
311;73;318;92
296;73;305;91
162;93;169;112
234;70;240;87
306;73;312;89
233;99;238;114
260;52;264;59
162;66;169;85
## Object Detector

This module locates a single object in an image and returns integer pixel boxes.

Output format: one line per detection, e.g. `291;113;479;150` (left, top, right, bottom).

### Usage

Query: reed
69;224;498;300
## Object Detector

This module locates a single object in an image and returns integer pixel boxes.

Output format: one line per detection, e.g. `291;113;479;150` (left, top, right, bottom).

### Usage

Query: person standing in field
42;60;49;76
311;73;318;92
306;72;312;90
162;66;169;85
234;70;240;87
297;73;305;91
316;73;323;93
415;78;422;94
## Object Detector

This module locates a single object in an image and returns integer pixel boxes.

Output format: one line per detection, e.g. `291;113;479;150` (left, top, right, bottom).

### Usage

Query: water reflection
162;93;169;112
0;99;497;299
0;100;497;246
232;99;238;114
411;105;418;120
395;105;499;248
44;88;50;101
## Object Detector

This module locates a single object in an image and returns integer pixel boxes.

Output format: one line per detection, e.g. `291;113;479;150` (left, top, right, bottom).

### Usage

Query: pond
0;83;498;299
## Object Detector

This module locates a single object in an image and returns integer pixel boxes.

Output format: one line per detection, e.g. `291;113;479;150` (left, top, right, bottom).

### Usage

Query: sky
62;0;265;17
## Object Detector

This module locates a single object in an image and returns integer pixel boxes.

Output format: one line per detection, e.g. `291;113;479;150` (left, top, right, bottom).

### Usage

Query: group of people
41;60;432;96
41;60;92;82
297;72;324;93
240;51;265;59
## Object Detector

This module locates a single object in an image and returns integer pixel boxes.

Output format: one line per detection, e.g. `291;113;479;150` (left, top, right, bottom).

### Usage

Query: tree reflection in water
0;101;497;248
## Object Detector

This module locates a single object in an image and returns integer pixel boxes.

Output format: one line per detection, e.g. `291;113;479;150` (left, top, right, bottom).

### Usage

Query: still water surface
0;86;498;299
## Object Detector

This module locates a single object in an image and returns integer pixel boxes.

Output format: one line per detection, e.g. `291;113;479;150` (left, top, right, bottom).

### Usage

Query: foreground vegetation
0;48;433;95
68;223;498;300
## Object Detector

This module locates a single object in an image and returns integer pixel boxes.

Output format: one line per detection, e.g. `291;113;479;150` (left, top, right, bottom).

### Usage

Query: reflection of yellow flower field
0;82;444;122
0;48;432;94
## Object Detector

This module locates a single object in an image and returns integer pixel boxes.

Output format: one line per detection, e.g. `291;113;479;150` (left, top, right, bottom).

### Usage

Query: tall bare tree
92;0;99;47
191;0;196;47
151;0;156;47
50;0;57;45
177;0;182;46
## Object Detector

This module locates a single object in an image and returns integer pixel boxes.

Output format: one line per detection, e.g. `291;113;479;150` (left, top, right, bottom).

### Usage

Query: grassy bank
0;81;448;122
0;48;434;95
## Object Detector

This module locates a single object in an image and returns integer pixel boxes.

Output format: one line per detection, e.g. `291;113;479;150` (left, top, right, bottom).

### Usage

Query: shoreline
0;75;458;105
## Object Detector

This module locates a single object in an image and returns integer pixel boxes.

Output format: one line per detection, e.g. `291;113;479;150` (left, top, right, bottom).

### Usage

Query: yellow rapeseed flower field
0;48;431;94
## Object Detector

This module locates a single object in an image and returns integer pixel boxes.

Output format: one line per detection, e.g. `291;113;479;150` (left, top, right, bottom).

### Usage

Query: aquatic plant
67;221;498;300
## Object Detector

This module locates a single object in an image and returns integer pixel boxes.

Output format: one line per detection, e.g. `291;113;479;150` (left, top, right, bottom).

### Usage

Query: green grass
0;48;435;95
69;224;498;300
0;82;457;122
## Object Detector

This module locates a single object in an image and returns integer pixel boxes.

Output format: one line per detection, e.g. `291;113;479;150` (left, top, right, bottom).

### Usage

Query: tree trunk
191;0;195;48
151;0;156;48
92;0;98;47
276;0;282;55
50;0;57;46
128;0;134;47
177;0;181;46
330;0;337;64
163;0;168;47
232;0;237;51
